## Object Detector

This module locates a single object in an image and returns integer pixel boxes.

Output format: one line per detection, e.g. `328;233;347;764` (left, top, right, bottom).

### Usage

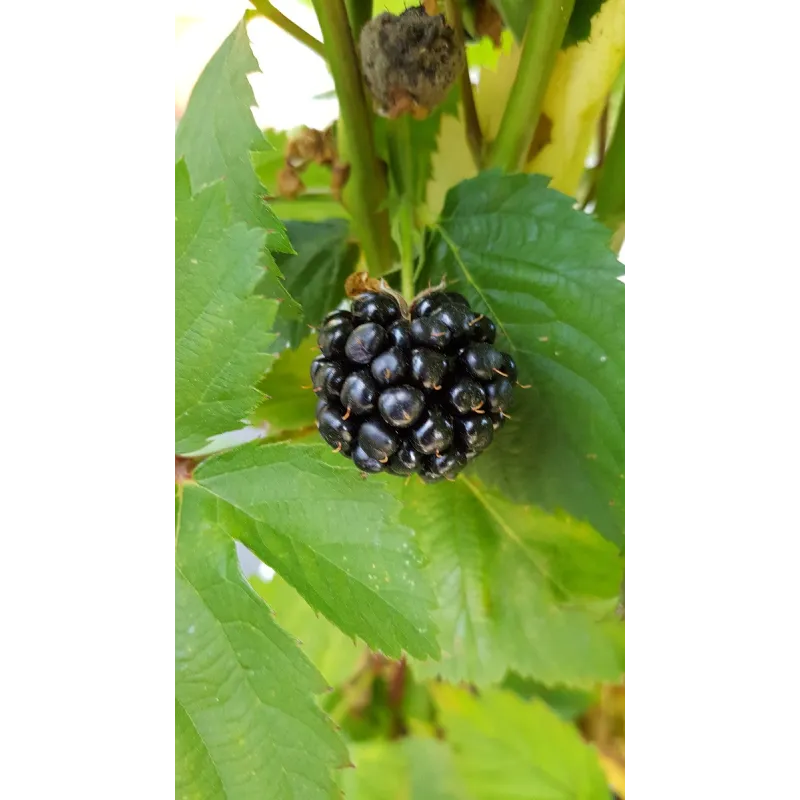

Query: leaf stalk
488;0;576;172
250;0;326;59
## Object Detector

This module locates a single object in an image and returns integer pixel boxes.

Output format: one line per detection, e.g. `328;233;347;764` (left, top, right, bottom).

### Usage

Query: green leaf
251;574;364;687
594;97;624;229
268;220;360;348
175;484;346;799
563;0;608;49
175;165;278;455
494;0;608;48
424;171;624;546
194;441;440;660
466;31;513;71
400;477;624;687
175;17;292;255
252;335;319;432
338;738;469;799
433;684;611;800
501;672;598;721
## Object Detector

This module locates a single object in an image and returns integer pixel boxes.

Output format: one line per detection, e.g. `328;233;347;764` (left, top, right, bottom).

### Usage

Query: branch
487;0;575;172
311;0;393;275
250;0;326;60
444;0;482;168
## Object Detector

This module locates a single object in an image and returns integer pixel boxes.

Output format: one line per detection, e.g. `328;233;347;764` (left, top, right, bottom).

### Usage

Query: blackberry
358;417;400;461
386;319;412;350
345;322;387;364
410;316;452;350
370;347;408;386
410;347;450;390
485;376;514;413
387;440;423;475
318;311;354;359
340;370;378;415
378;385;425;428
312;287;519;480
447;377;485;415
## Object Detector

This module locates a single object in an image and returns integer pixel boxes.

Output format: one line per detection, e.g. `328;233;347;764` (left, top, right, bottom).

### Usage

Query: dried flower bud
277;165;305;199
285;126;325;168
359;7;464;118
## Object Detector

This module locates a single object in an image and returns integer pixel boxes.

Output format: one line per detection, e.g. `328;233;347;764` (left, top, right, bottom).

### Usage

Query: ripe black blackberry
312;288;521;482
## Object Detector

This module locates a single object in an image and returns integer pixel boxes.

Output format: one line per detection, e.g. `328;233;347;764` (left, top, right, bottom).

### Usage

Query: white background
2;1;799;798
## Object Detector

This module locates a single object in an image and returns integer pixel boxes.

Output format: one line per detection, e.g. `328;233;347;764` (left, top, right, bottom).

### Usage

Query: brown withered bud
359;6;464;118
285;126;325;168
345;271;383;298
320;125;337;166
277;165;305;199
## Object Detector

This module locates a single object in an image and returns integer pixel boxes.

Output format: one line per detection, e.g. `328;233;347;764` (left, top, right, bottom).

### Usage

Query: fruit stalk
311;0;393;275
387;114;417;302
488;0;576;173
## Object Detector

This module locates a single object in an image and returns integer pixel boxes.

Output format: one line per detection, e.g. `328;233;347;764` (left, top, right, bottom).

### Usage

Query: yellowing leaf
424;111;478;221
527;0;625;196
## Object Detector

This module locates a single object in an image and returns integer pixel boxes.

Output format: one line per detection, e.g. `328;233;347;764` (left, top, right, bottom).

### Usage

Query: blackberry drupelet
312;288;520;481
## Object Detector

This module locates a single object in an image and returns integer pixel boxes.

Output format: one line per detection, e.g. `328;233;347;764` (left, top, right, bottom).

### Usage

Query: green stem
311;0;393;275
444;0;482;169
399;203;415;302
250;0;326;59
388;115;417;301
487;0;575;172
344;0;373;40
